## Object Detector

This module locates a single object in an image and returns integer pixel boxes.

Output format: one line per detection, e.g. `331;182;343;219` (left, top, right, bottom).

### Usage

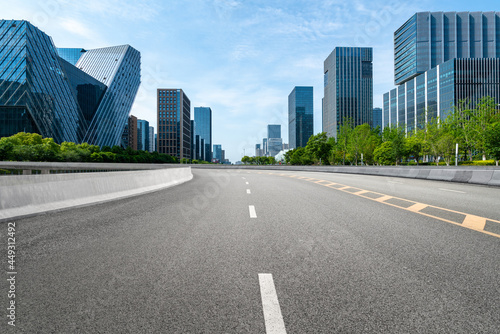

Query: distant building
190;120;196;160
213;144;222;162
263;138;268;156
0;20;141;146
267;124;282;157
255;143;263;157
194;107;212;162
121;115;137;150
323;47;373;138
137;119;149;151
288;86;313;149
267;124;281;139
372;108;382;130
157;89;191;159
148;126;155;152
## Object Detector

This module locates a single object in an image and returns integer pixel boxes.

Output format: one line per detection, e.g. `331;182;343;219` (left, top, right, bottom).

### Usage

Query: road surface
1;169;499;333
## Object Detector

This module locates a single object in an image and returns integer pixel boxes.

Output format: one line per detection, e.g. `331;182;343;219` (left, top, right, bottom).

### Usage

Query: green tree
484;122;500;166
337;120;354;165
382;125;406;165
305;132;331;164
374;141;395;165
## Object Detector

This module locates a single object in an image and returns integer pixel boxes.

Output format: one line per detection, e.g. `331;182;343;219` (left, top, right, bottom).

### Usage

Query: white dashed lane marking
249;205;257;218
259;273;287;334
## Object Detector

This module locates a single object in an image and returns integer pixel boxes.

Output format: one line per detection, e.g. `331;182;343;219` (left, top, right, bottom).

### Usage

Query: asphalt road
1;169;500;333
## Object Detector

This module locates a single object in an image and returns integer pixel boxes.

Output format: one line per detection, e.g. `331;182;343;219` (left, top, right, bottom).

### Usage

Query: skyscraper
0;20;140;147
394;12;500;86
213;144;222;162
148;126;155;152
384;12;500;131
372;108;382;130
288;86;313;149
157;89;191;160
323;47;373;138
121;115;137;150
194;107;212;162
267;124;282;157
137;119;149;151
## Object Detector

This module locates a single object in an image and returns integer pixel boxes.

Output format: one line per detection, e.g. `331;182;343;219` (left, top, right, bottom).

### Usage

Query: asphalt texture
1;169;499;333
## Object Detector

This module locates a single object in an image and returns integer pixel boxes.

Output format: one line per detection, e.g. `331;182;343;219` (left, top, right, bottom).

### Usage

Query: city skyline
2;1;498;162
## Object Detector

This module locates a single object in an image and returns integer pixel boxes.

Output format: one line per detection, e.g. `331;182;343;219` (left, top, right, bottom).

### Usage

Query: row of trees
0;132;178;163
241;155;277;165
285;97;500;166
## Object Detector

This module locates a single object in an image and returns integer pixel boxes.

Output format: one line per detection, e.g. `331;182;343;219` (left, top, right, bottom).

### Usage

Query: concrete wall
191;165;500;187
0;167;192;222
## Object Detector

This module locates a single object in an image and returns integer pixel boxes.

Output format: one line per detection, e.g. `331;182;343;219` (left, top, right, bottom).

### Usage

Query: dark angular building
288;86;313;149
157;88;191;160
0;20;141;147
323;47;373;138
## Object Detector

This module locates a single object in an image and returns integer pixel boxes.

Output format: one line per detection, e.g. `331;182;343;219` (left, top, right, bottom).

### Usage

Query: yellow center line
462;215;487;230
375;195;392;202
269;172;500;239
353;190;369;195
407;203;428;213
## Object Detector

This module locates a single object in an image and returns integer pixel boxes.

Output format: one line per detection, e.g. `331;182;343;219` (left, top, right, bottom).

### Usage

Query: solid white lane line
388;181;403;184
439;188;466;194
246;181;249;185
249;205;257;218
259;274;287;334
247;189;251;194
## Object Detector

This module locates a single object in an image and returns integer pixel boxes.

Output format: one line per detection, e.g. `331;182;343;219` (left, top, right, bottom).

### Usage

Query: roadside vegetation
0;132;178;163
284;97;500;166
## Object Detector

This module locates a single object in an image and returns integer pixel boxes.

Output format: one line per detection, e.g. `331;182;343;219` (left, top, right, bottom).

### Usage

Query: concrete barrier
191;164;500;186
0;167;192;222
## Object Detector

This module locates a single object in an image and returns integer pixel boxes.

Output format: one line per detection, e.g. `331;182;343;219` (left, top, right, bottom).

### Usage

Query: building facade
137;119;149;151
121;115;138;150
394;11;500;86
194;107;212;162
288;86;313;149
267;124;282;157
385;12;500;132
373;108;382;130
213;144;222;162
157;89;191;159
323;47;373;138
384;58;500;132
148;126;155;152
0;20;140;147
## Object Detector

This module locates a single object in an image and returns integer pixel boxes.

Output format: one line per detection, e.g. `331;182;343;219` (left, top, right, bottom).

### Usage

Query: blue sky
2;0;499;162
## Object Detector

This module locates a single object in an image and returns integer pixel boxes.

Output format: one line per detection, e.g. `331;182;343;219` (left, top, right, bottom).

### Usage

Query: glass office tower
213;144;222;162
194;107;212;162
57;48;87;65
288;86;313;149
137;119;149;151
323;47;373;138
385;12;500;131
0;20;141;146
395;12;500;85
372;108;382;130
157;89;191;160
